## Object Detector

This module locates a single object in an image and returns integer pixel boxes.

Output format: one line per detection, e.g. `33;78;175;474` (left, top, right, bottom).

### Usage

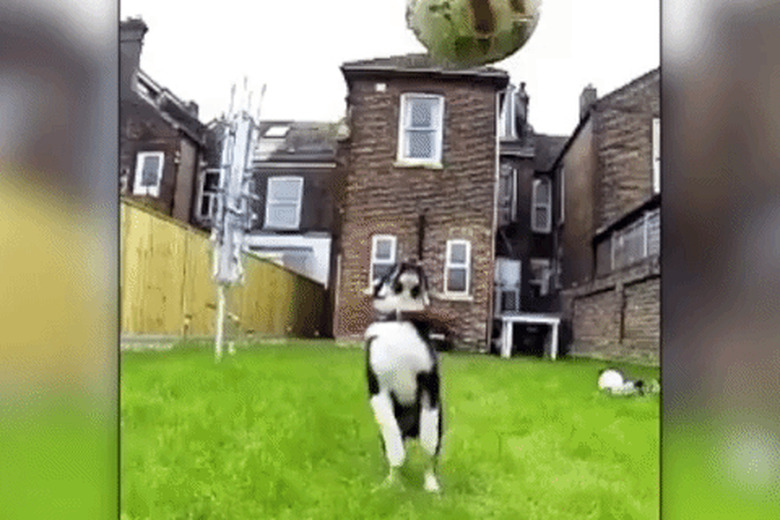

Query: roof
253;121;338;164
341;53;509;86
549;67;660;172
593;68;660;110
534;134;568;172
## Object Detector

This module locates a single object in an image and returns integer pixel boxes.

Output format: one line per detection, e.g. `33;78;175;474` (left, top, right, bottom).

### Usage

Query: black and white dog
364;261;443;492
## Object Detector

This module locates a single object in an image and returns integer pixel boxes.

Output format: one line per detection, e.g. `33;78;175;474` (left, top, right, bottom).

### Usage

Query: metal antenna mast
211;78;264;361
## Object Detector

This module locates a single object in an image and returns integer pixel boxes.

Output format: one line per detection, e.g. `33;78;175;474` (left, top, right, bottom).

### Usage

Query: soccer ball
406;0;542;67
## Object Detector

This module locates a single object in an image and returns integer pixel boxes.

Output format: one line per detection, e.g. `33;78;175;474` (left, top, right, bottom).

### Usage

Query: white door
494;257;521;315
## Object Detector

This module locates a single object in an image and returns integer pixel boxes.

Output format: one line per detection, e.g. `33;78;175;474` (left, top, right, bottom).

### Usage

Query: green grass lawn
121;341;659;520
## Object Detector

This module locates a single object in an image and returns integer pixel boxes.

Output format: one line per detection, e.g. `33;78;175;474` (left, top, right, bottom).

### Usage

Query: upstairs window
445;239;471;295
498;163;518;226
370;235;397;283
652;118;661;193
133;151;164;197
397;94;444;165
498;88;517;139
198;168;220;219
559;166;565;224
531;177;552;233
265;176;303;229
610;208;660;270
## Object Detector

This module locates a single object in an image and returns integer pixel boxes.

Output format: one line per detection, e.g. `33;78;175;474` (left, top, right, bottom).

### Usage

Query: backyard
121;341;659;519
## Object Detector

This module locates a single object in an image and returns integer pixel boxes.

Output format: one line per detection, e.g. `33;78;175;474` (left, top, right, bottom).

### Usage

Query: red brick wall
563;256;660;365
594;70;660;228
335;76;500;349
623;277;660;360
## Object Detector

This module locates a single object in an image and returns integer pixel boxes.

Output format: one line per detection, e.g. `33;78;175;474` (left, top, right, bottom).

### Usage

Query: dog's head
367;261;431;316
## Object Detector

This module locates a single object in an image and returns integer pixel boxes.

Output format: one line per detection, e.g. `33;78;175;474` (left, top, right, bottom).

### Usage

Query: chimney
580;84;597;120
515;81;530;134
187;101;199;118
120;18;148;89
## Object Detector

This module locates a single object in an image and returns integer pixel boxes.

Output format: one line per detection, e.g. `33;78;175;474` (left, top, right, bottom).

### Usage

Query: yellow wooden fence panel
120;199;325;339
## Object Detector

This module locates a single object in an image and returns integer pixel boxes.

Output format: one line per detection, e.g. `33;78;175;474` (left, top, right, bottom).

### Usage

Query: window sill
435;293;473;302
393;160;443;170
263;226;301;232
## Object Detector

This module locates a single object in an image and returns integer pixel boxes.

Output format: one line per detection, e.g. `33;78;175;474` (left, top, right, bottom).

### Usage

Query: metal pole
215;283;226;361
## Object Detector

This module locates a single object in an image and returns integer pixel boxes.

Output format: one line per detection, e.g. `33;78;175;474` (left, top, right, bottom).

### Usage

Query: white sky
120;0;659;136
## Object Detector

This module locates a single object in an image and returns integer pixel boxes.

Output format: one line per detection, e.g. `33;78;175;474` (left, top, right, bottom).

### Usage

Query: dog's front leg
370;391;405;485
419;373;442;493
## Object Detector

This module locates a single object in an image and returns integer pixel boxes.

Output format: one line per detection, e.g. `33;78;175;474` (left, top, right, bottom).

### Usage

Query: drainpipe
487;90;501;352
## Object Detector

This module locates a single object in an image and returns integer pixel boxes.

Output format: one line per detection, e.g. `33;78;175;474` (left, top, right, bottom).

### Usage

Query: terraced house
333;54;509;350
554;68;661;364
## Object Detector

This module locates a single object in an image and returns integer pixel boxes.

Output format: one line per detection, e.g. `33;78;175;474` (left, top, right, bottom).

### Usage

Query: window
264;125;290;138
494;257;521;314
133;151;164;197
370;235;397;283
610;209;661;270
498;164;517;226
647;208;660;255
531;177;552;233
559;166;565;224
498;88;517;139
445;240;471;295
265;177;303;229
652;118;661;193
529;258;551;297
397;93;444;165
198;168;221;219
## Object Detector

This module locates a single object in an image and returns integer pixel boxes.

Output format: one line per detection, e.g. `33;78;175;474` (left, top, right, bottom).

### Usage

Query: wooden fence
120;199;326;341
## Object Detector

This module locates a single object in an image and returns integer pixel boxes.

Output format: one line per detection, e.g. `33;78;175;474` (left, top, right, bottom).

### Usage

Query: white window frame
133;151;164;197
559;166;565;224
498;87;518;140
531;177;552;233
197;168;221;220
444;239;471;296
396;93;445;167
529;258;551;296
264;176;304;230
652;117;661;193
370;235;397;285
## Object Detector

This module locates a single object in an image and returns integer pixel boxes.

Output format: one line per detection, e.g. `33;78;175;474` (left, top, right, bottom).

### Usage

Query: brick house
553;68;660;364
195;119;345;336
493;81;567;357
120;18;207;225
333;54;509;350
195;120;341;287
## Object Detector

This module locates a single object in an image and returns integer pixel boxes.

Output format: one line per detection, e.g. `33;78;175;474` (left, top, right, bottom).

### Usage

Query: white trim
396;93;444;167
197;168;221;219
133;151;164;197
444;239;471;296
252;162;337;169
531;177;552;233
264;176;303;229
498;86;518;140
370;235;397;285
652;118;661;193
